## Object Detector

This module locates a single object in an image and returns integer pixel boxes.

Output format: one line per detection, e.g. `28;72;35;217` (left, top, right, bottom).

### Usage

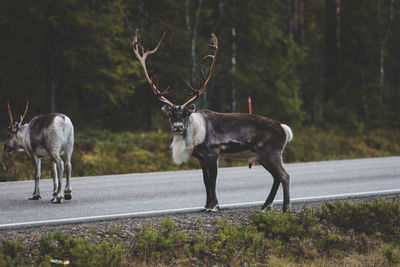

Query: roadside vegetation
1;127;399;182
1;197;400;266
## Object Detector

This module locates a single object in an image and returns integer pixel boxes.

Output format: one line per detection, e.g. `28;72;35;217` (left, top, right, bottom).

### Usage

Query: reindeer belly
218;142;258;160
34;145;65;158
34;147;50;158
220;150;258;160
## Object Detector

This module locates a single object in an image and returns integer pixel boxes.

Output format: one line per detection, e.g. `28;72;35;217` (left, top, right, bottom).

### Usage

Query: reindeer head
132;29;217;136
3;100;29;153
162;104;196;135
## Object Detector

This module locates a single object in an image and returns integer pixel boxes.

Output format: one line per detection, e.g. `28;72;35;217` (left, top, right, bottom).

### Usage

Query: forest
1;0;399;131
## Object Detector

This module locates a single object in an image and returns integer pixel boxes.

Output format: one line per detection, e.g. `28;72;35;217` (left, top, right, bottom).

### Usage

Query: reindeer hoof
210;205;220;212
29;195;41;200
261;205;272;212
203;205;220;213
51;196;63;204
64;193;72;200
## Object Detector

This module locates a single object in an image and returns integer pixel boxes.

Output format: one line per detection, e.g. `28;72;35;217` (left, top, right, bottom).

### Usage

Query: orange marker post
248;96;255;168
248;96;252;115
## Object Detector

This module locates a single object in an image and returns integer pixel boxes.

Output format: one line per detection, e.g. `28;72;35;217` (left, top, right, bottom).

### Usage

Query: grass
1;127;400;182
1;197;400;266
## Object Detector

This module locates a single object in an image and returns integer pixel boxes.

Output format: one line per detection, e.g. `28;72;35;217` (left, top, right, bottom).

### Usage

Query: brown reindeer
132;29;293;212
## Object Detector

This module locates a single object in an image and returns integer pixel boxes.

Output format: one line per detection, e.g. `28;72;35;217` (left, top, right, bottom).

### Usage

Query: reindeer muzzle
173;123;184;134
2;144;11;153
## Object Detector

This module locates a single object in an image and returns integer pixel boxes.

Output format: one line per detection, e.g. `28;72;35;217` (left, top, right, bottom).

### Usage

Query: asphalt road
1;156;399;229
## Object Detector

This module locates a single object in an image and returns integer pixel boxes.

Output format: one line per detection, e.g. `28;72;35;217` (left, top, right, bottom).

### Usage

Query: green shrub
382;245;400;264
319;198;400;243
0;238;32;266
251;210;306;241
212;220;270;265
38;231;124;267
184;229;209;260
250;206;375;259
129;216;187;263
1;198;400;266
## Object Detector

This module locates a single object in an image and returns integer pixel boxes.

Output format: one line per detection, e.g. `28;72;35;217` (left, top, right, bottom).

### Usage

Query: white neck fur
170;113;206;165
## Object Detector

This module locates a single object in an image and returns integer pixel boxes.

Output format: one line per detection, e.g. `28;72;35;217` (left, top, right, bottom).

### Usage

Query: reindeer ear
186;103;196;114
162;105;172;116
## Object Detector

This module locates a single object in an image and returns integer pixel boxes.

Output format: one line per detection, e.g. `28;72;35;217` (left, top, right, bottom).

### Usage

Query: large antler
7;100;13;128
6;100;29;128
132;28;174;107
182;34;218;108
19;100;29;124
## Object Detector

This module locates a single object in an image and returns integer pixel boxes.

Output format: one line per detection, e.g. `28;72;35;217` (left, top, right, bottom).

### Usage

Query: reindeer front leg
199;157;219;212
29;156;41;200
200;161;211;211
207;159;219;212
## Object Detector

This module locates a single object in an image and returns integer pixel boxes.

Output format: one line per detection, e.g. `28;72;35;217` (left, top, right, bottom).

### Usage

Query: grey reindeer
132;29;293;212
3;101;74;203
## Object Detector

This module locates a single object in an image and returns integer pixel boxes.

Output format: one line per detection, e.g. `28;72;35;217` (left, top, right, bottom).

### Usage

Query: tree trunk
231;24;237;112
290;0;305;45
49;83;56;113
324;0;340;106
378;0;393;87
186;0;204;107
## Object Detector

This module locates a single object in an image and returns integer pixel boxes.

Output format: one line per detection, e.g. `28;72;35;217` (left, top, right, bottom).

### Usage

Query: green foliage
252;210;305;241
0;238;32;266
0;0;139;129
211;220;269;265
283;127;400;163
249;206;375;260
1;0;399;131
37;231;124;266
382;245;400;264
129;216;187;263
319;197;400;243
71;130;200;177
2;198;400;265
231;1;307;125
184;229;209;260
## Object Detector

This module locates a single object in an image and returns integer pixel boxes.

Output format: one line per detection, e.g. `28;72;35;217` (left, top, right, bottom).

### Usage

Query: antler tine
7;100;13;128
196;73;204;84
182;33;218;108
132;28;174;107
160;86;171;96
184;81;197;96
19;100;29;124
201;69;207;81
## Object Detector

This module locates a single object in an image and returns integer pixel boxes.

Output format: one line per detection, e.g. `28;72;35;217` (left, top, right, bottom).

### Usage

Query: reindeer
3;101;74;203
132;29;293;212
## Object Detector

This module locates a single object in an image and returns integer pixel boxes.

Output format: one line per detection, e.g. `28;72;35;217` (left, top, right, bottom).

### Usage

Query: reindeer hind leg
259;153;290;212
51;154;64;204
51;161;58;201
64;148;73;200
